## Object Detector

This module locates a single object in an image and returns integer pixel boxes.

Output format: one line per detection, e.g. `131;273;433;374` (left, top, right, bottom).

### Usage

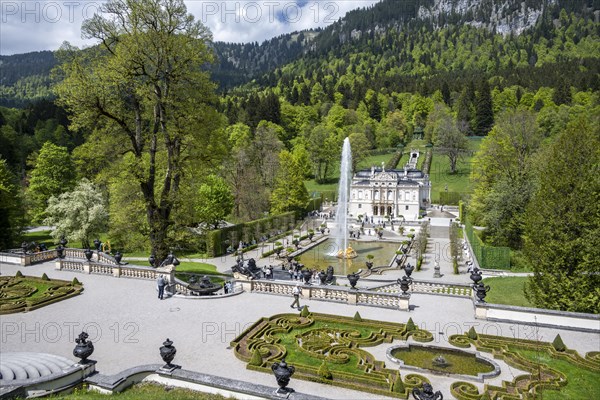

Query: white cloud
0;1;380;55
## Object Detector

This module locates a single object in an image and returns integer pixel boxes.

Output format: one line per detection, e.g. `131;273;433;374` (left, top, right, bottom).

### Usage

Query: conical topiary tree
405;318;416;332
72;277;80;285
467;326;478;340
41;273;50;281
552;334;566;352
249;349;263;367
300;305;310;317
391;372;405;393
318;360;332;380
15;270;23;277
353;311;363;322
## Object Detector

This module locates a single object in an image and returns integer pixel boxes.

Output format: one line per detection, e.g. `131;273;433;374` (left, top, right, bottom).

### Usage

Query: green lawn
483;276;533;307
429;137;482;203
50;383;230;399
174;261;230;285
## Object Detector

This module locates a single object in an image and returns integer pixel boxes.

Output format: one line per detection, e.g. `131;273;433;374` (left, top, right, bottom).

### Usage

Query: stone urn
84;248;93;261
398;276;412;295
59;237;68;247
366;261;374;270
148;254;156;267
93;238;101;251
473;282;491;302
318;270;327;285
347;273;360;290
404;263;414;277
470;268;482;284
395;257;402;267
114;251;122;265
159;338;177;368
73;332;94;363
302;269;313;284
56;244;64;259
412;383;443;400
271;359;295;394
21;241;28;254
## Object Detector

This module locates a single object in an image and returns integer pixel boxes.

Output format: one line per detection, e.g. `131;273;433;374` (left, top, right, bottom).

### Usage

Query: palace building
348;151;431;220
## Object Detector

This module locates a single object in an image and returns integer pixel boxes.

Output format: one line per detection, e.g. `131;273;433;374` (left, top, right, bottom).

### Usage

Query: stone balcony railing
373;279;473;298
241;279;410;310
55;259;171;282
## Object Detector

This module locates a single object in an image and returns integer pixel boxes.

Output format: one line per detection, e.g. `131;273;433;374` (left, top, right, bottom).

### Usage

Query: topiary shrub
15;270;23;277
390;372;405;393
300;305;310;317
353;311;362;322
72;277;80;285
249;349;263;367
467;326;478;340
552;334;566;352
318;361;332;380
405;318;416;332
41;273;49;281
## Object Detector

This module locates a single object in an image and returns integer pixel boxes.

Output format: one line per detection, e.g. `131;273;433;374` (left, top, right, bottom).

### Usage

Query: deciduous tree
195;175;234;230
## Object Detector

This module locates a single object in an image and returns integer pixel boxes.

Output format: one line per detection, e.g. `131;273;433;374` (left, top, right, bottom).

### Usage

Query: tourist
265;266;272;280
288;267;294;280
157;274;166;300
290;284;301;310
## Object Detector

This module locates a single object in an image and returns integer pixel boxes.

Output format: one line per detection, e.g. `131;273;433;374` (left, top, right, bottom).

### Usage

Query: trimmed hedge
0;275;84;314
206;212;296;257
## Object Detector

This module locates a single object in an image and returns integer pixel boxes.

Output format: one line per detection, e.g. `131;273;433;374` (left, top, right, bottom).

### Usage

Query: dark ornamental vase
59;237;68;247
56;244;64;259
73;332;94;363
398;276;412;295
271;359;295;394
21;241;28;254
302;269;312;284
347;273;359;290
473;282;491;302
412;383;443;400
114;251;122;265
149;254;156;267
470;268;482;284
93;239;101;251
395;257;402;267
366;261;374;270
159;338;177;368
318;271;327;285
404;263;415;277
84;248;93;261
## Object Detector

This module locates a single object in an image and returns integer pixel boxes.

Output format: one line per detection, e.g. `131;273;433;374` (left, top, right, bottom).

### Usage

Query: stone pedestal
112;267;121;277
474;302;488;319
55;259;63;270
347;291;358;305
83;262;92;274
301;287;311;298
398;294;410;311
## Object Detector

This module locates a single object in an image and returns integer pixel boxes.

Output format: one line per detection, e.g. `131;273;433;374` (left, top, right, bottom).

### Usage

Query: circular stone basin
387;344;500;382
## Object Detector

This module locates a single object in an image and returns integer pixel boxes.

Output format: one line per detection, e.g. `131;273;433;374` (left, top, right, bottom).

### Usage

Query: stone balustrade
374;279;472;298
55;259;170;282
243;279;409;310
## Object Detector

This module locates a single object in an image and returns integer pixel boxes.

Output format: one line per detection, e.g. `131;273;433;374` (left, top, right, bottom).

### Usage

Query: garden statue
84;248;93;261
148;253;156;267
93;238;101;251
114;251;122;265
21;241;28;254
187;275;221;295
39;243;47;251
412;383;443;400
473;282;491;302
73;331;94;363
347;272;360;289
59;237;68;247
159;338;177;369
325;266;335;284
271;359;295;394
56;244;65;259
398;275;412;295
160;252;179;267
432;355;449;368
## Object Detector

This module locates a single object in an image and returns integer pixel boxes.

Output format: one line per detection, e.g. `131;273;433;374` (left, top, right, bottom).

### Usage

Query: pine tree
475;80;494;135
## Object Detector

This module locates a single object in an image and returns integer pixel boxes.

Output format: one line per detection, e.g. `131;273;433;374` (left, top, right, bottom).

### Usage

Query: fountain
331;137;356;259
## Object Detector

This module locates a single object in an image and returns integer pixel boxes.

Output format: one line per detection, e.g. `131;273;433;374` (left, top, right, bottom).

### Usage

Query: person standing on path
290;284;301;309
157;274;166;300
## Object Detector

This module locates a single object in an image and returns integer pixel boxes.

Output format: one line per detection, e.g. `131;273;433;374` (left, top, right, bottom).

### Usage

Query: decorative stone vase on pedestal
114;251;122;265
398;276;412;295
21;241;28;254
347;273;359;290
59;237;68;247
366;261;374;270
470;268;482;284
271;359;295;395
93;239;101;252
56;244;64;259
159;338;178;370
302;269;312;285
473;282;490;302
403;263;414;277
84;248;93;261
318;271;327;285
73;332;94;363
148;254;156;267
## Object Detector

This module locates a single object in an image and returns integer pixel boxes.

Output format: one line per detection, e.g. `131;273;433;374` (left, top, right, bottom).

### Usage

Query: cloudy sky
0;0;380;55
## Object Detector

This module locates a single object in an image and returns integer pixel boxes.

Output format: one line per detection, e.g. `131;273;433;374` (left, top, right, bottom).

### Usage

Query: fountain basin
386;343;500;382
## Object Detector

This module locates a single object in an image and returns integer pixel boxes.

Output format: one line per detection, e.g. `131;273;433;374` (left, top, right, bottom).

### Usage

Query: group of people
223;280;235;294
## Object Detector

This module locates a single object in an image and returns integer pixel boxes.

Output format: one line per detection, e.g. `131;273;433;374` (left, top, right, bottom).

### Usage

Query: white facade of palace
348;159;431;220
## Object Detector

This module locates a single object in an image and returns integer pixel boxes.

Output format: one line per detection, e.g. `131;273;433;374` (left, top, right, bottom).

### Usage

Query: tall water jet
331;137;356;259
